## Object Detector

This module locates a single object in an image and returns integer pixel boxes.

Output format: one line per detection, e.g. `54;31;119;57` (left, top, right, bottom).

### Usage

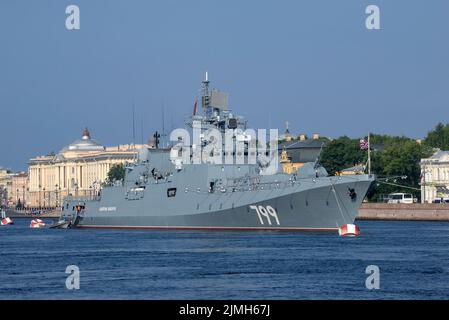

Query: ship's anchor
348;187;357;201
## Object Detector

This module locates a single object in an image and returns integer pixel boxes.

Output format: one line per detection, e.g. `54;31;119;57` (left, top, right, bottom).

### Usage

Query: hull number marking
249;205;280;225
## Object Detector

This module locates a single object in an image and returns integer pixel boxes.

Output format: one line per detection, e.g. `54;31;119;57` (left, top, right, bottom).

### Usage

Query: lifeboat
338;223;360;237
1;217;14;226
30;219;46;228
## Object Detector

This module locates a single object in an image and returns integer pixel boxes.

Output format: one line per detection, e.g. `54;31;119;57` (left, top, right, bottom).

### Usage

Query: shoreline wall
357;203;449;221
7;204;449;221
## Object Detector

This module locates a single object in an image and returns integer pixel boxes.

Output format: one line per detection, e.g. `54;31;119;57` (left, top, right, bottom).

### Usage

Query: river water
1;218;448;299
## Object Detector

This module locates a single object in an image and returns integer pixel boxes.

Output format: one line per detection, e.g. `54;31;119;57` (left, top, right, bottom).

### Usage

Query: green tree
369;140;432;200
424;122;449;150
320;136;366;175
107;163;126;182
380;142;422;182
320;134;433;201
369;133;411;147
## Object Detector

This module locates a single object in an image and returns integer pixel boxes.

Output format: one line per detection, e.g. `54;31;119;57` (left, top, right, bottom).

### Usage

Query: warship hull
61;174;374;231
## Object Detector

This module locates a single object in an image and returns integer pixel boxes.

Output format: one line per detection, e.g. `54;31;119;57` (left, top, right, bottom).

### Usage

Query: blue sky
1;0;449;171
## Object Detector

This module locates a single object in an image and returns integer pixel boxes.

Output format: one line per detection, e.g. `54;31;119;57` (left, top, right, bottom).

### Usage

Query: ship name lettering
99;207;117;212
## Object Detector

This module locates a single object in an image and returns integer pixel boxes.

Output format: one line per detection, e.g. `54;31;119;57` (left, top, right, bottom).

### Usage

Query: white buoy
338;223;360;237
1;210;13;226
30;219;46;228
1;217;14;226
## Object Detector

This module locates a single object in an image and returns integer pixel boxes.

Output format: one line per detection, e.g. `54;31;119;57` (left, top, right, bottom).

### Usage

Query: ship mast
201;71;211;119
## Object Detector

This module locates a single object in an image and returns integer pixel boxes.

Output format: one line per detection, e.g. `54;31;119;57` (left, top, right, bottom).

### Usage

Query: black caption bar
0;300;445;318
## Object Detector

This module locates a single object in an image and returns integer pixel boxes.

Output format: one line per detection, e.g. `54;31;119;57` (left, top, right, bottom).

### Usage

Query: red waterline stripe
76;225;338;232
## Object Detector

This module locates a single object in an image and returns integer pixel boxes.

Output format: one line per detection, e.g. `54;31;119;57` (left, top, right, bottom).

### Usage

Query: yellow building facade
10;173;28;207
27;128;145;208
0;168;12;207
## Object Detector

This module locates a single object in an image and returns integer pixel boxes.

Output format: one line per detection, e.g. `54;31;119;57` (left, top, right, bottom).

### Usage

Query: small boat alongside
49;220;72;229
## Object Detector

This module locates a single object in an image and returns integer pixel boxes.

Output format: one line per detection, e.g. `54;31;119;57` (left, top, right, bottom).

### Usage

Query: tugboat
57;74;375;233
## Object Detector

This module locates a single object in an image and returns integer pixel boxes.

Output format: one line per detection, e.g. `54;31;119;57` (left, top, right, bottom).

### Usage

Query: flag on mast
360;134;372;174
360;137;369;150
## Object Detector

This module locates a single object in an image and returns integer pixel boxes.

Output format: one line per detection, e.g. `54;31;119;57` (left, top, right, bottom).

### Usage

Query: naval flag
360;138;369;150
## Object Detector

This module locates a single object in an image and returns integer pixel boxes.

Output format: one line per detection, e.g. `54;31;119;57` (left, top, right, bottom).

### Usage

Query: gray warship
59;75;375;231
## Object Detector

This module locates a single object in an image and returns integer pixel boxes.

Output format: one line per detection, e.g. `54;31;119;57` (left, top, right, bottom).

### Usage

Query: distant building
10;172;28;208
277;120;326;174
0;168;13;207
337;164;366;176
279;121;293;141
27;128;146;208
277;137;326;174
0;168;10;190
278;139;325;164
420;150;449;203
0;167;9;178
1;171;30;207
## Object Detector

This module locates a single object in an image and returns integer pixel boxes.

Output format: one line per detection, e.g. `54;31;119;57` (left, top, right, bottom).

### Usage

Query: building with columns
10;172;28;208
27;128;145;208
0;170;28;208
0;167;13;207
420;150;449;203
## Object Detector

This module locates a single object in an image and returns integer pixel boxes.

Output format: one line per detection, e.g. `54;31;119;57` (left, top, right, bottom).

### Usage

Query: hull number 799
249;205;280;225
